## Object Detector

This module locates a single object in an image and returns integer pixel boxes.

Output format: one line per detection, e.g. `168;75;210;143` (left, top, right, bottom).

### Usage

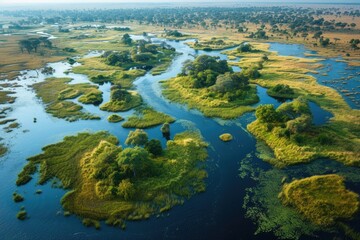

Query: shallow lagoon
0;37;359;239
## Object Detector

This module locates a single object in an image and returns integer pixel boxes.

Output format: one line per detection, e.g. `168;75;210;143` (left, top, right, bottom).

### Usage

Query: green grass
122;107;175;128
162;76;258;119
100;90;142;112
17;130;208;227
33;77;101;121
280;174;359;226
107;114;124;123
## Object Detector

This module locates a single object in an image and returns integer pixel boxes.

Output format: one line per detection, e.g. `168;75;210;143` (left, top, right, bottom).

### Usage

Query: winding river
0;37;359;240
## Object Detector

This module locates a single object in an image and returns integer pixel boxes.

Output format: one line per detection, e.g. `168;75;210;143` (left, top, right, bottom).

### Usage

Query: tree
255;104;281;123
237;43;252;53
118;179;135;200
122;33;132;45
301;32;308;41
333;38;340;45
312;31;323;42
125;129;149;146
117;147;151;177
145;139;163;156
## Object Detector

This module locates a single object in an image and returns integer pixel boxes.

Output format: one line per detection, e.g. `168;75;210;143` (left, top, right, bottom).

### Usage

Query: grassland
122;107;175;128
16;130;208;228
33;77;101;121
0;35;66;80
162;77;258;119
222;43;360;167
72;57;146;88
280;174;359;226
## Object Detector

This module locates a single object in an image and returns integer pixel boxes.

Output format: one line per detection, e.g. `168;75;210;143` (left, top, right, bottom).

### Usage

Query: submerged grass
280;174;359;226
17;130;208;227
33;77;101;121
122;107;175;128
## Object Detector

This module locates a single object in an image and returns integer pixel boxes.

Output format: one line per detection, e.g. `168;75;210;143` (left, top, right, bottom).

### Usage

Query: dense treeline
2;7;360;36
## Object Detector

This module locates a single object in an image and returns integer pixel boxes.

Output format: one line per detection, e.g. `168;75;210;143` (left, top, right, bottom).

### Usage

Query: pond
0;37;359;240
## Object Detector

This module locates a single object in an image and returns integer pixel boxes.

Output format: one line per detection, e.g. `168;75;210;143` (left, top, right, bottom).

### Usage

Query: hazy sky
0;0;359;3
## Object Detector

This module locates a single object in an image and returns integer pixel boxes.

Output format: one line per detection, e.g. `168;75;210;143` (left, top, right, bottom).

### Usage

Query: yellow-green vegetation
248;97;360;167
122;107;175;129
219;133;233;142
280;174;359;226
186;38;239;51
107;114;124;123
33;77;101;121
72;57;146;88
16;130;208;227
12;192;24;202
16;210;27;220
0;90;16;104
16;131;118;187
162;55;259;119
100;86;142;112
223;42;360;167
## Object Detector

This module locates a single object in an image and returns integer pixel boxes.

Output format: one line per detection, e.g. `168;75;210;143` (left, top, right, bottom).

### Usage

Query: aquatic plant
280;174;359;226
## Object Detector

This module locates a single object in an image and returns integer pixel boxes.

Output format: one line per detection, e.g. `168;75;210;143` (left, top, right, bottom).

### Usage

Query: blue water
0;37;359;240
309;101;333;125
269;43;360;109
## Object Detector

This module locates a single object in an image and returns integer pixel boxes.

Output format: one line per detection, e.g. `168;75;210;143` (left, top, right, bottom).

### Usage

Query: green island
100;85;142;112
33;77;102;121
107;114;124;123
162;55;259;119
16;210;27;220
219;133;233;142
186;38;239;51
280;174;359;226
247;97;360;167
122;107;175;128
16;130;208;228
13;192;24;202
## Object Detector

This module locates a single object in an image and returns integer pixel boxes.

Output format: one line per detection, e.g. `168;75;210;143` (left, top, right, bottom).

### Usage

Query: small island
219;133;233;142
122;107;175;128
280;174;359;226
162;55;259;119
107;114;124;123
16;130;208;228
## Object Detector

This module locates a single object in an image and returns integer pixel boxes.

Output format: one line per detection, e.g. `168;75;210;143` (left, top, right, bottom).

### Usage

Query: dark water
0;38;359;240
